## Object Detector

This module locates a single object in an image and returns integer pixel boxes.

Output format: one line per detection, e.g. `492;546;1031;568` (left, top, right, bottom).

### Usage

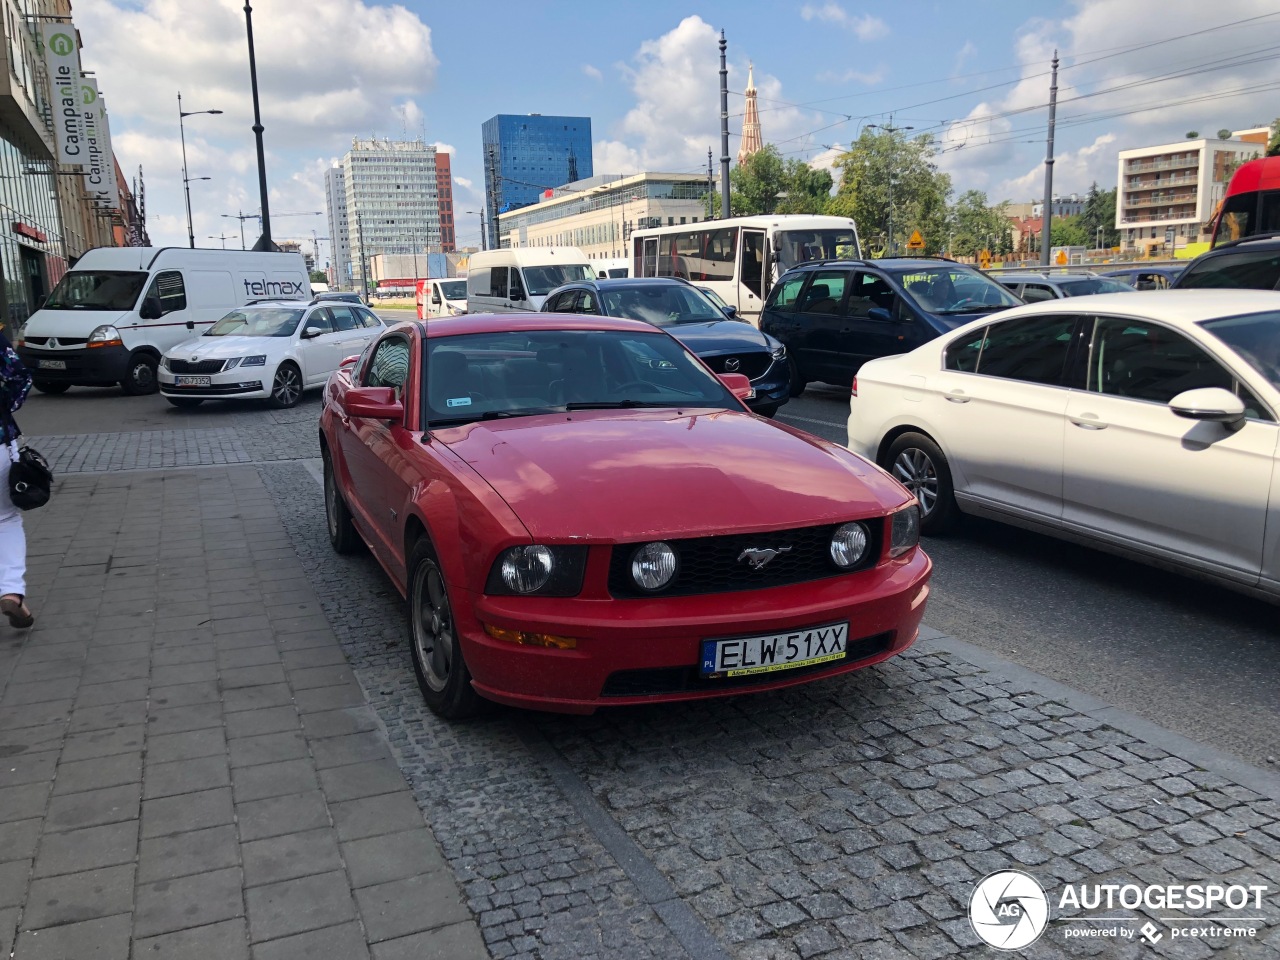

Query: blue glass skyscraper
482;114;593;249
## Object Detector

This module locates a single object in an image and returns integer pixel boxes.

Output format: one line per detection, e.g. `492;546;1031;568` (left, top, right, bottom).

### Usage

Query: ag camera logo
970;870;1050;950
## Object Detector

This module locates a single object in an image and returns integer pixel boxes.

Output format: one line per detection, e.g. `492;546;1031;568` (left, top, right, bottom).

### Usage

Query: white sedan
846;290;1280;601
159;300;384;408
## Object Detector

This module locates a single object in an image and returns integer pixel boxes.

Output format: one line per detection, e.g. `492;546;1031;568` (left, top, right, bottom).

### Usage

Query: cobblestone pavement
13;407;1280;960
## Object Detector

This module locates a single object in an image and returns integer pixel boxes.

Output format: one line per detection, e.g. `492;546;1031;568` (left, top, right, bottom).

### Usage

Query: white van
18;247;309;395
595;257;630;279
465;248;594;314
417;277;468;319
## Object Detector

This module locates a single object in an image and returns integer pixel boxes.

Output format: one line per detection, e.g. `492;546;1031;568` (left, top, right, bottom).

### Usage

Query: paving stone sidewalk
0;466;486;960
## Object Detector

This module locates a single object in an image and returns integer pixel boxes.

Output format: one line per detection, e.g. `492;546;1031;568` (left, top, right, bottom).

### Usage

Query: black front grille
23;336;87;347
600;631;895;697
706;352;771;380
607;521;882;598
168;358;226;374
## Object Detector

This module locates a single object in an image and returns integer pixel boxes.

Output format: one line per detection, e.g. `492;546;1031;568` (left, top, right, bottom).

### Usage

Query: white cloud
953;41;977;75
583;64;603;81
991;133;1118;202
453;176;473;190
799;3;889;40
433;142;456;156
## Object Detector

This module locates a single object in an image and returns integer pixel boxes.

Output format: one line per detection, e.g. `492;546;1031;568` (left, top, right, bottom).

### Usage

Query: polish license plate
700;621;849;678
37;359;66;370
174;376;211;387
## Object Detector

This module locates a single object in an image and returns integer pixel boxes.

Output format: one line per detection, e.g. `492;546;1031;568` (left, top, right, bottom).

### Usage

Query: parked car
1100;266;1183;289
699;286;736;317
320;313;930;718
760;257;1022;393
1172;234;1280;290
846;290;1280;601
542;277;791;416
997;273;1136;301
159;299;384;409
312;291;367;305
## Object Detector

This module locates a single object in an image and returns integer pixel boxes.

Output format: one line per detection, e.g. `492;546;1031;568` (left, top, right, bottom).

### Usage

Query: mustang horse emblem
737;546;792;570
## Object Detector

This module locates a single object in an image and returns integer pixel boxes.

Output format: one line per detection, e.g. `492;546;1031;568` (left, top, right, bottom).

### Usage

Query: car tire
33;381;69;395
788;358;807;397
120;352;159;395
268;362;302;408
165;397;204;408
883;432;958;535
323;447;362;555
407;537;481;720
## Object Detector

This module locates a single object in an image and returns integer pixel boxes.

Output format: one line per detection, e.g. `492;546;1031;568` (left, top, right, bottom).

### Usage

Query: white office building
324;166;351;288
1115;128;1268;253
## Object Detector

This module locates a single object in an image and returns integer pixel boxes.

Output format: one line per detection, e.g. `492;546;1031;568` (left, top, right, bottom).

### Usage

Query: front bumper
158;368;269;399
454;548;931;714
18;345;130;385
746;358;791;410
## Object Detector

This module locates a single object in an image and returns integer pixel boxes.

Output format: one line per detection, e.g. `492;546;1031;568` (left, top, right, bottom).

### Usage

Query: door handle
945;390;970;404
1069;414;1107;430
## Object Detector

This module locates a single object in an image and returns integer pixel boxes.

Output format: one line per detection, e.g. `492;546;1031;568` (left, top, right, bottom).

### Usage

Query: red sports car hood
434;409;903;541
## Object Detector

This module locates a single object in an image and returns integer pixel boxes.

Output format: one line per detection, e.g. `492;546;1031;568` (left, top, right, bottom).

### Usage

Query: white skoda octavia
846;289;1280;601
159;300;385;408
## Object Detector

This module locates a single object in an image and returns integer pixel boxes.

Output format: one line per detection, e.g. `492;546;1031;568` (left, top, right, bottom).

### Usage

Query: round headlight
830;522;869;568
500;545;555;594
631;542;677;591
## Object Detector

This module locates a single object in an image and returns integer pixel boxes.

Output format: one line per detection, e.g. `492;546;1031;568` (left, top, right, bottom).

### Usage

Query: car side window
945;328;986;373
306;308;335;335
358;308;382;329
579;290;599;315
330;306;359;332
1088;317;1266;416
973;314;1078;385
769;275;805;309
489;267;509;298
555;291;581;313
798;270;847;315
846;272;898;321
509;270;526;301
363;336;411;395
146;270;186;315
1020;284;1057;303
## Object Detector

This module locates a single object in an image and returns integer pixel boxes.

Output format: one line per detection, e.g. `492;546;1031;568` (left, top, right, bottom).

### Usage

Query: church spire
737;61;762;165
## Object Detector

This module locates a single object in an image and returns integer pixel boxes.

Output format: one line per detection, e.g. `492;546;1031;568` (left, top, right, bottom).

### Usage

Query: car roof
784;257;962;273
962;289;1280;327
556;277;689;289
415;313;660;339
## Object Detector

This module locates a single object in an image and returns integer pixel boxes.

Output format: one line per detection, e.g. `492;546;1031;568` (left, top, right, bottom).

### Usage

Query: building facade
435;151;455;252
1031;195;1084;219
481;114;593;249
324;165;350;287
737;64;762;166
497;172;714;260
1115;129;1267;252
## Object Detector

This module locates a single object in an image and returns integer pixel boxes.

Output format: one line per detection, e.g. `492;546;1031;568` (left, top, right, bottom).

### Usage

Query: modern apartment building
324;165;350;287
481;114;593;249
435;151;455;252
1115;128;1267;252
497;172;714;259
326;138;454;290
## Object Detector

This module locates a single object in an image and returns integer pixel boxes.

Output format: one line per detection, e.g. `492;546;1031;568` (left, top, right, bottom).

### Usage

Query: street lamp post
178;92;222;249
465;210;486;251
243;1;274;251
867;118;913;256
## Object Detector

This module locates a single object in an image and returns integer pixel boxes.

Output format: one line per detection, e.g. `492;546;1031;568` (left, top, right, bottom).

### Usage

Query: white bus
630;215;860;323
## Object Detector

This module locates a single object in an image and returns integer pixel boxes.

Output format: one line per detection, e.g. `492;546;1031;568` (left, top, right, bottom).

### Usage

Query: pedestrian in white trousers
0;329;33;628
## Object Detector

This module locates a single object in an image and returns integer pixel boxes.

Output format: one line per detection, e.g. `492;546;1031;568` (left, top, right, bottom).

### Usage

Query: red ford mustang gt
320;314;931;718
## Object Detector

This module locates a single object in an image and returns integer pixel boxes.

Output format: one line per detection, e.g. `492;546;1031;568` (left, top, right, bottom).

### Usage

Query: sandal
0;594;33;629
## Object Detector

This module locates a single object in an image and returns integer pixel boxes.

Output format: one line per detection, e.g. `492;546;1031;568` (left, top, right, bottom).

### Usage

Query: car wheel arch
877;424;946;469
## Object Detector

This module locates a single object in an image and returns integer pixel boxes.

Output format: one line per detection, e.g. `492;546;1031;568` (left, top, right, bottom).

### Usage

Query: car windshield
1056;277;1135;296
1177;249;1280;290
700;287;731;312
43;270;148;311
601;283;725;326
425;328;738;427
206;308;304;337
438;281;467;300
896;268;1021;313
775;229;859;269
521;265;596;297
1201;310;1280;391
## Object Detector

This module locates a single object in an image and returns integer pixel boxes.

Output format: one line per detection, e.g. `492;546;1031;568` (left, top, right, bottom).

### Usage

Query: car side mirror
339;355;360;369
1169;387;1245;428
431;294;441;304
139;296;162;320
867;306;893;323
723;304;738;318
717;372;755;402
303;326;323;339
342;385;403;420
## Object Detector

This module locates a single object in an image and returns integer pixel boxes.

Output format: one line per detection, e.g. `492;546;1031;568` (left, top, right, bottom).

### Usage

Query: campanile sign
41;22;84;167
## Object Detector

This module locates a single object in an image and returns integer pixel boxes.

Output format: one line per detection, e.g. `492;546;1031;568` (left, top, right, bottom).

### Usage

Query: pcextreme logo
47;32;74;57
969;871;1270;951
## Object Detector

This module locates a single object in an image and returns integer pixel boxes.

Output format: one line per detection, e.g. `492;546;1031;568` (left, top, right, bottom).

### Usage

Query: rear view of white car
847;290;1280;602
159;299;384;408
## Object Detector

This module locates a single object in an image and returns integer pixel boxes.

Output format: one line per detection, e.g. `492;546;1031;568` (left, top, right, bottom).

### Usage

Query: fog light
830;522;869;568
483;623;578;649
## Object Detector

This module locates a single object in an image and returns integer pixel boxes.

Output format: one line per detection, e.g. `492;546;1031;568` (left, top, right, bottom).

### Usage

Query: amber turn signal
483;623;578;650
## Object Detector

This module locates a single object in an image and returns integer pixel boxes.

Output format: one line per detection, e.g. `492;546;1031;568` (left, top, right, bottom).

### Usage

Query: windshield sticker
446;397;472;408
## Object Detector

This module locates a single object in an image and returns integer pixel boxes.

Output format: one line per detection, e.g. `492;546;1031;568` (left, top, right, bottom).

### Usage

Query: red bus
1211;156;1280;246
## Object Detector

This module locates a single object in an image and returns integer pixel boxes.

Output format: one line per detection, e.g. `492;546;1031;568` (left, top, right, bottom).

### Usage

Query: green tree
827;126;952;256
714;145;836;216
1268;117;1280;157
777;159;834;214
1050;214;1090;248
945;190;1010;258
309;270;327;284
1078;182;1119;248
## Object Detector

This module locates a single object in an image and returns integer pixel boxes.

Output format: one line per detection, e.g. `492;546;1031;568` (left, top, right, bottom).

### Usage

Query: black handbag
9;444;52;510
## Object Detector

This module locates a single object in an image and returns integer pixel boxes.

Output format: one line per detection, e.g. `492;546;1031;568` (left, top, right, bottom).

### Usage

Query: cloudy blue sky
76;0;1280;263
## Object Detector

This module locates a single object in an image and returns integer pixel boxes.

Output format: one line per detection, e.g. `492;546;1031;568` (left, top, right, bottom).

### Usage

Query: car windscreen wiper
936;304;1009;314
564;400;678;411
428;408;559;428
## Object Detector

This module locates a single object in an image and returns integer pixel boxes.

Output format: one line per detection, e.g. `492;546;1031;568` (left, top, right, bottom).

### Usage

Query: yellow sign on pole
978;249;991;270
1055;249;1068;266
906;230;925;250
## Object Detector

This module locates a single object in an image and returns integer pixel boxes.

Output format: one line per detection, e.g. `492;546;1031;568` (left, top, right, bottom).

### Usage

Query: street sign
978;249;991;269
1164;228;1175;245
1055;249;1068;265
906;230;925;250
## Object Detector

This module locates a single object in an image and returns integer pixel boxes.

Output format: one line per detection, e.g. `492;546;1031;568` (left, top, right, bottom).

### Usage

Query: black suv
759;257;1020;392
1173;234;1280;290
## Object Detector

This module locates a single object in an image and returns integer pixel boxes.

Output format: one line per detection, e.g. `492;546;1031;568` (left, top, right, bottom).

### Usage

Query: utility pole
356;211;370;301
718;31;731;220
707;148;715;221
1040;50;1059;268
243;1;274;250
485;146;499;250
